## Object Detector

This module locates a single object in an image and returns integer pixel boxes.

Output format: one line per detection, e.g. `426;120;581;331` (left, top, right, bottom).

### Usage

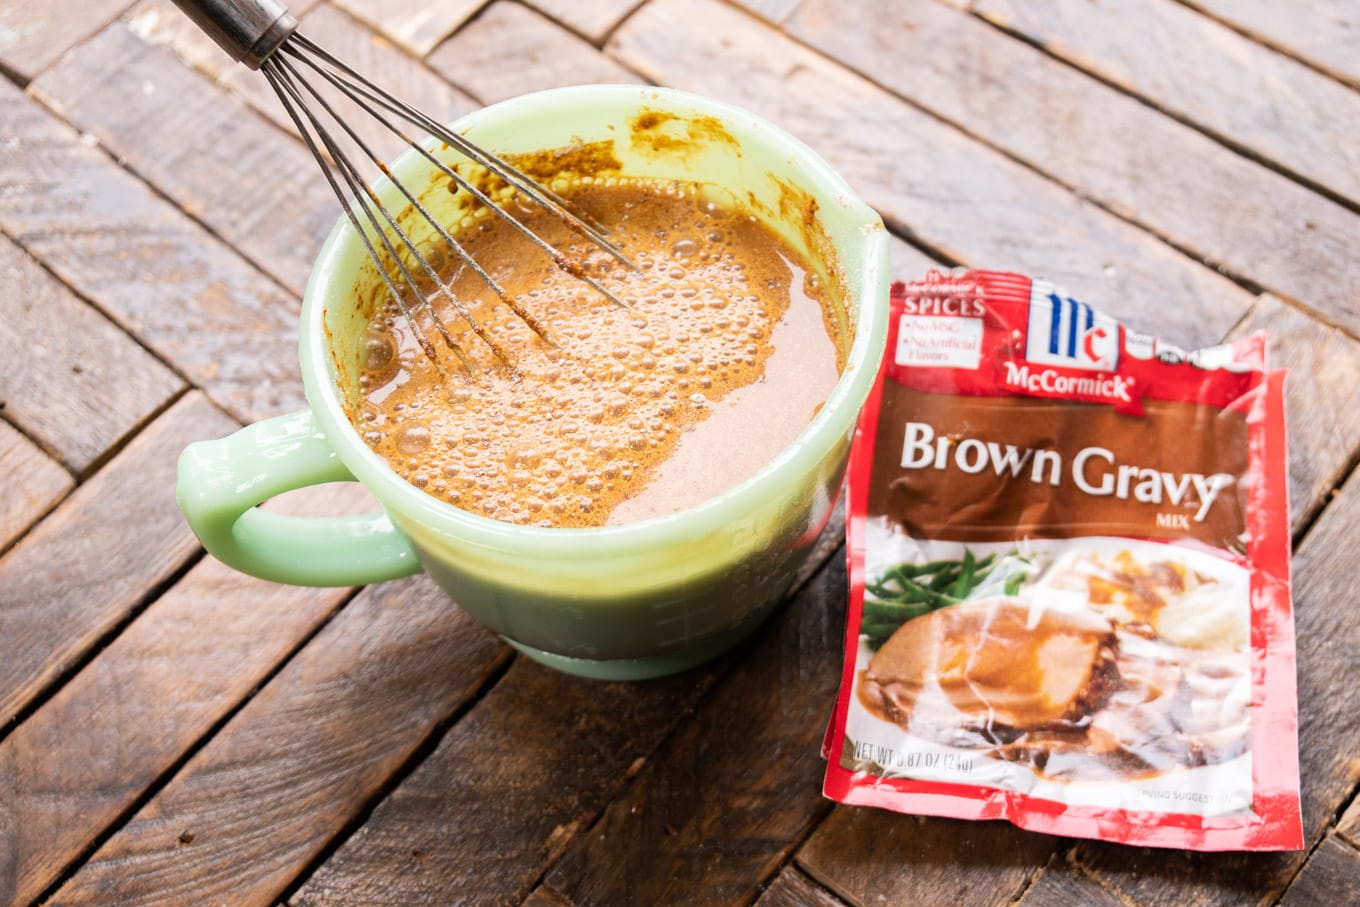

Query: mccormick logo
1026;282;1120;371
1001;362;1136;406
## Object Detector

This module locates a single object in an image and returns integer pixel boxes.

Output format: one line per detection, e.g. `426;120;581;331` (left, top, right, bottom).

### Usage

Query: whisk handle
170;0;297;69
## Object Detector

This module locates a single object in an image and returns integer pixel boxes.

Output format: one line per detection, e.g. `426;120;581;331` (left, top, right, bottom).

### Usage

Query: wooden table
3;1;1359;904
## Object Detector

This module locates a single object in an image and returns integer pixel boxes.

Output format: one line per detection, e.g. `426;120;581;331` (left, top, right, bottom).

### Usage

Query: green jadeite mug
177;84;889;680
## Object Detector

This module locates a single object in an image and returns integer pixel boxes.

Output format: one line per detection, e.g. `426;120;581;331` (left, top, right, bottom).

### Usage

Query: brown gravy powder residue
355;178;843;528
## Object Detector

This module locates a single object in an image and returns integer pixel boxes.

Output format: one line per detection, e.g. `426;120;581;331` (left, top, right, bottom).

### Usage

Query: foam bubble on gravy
354;177;844;528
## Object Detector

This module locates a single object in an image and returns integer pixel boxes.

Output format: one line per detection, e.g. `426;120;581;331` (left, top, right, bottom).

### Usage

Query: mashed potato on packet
822;270;1300;851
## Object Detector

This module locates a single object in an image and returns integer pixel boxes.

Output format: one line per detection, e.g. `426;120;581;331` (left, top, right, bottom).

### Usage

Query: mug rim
299;83;889;551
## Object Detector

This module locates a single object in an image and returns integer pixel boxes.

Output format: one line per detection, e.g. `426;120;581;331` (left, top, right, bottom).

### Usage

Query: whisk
169;0;632;369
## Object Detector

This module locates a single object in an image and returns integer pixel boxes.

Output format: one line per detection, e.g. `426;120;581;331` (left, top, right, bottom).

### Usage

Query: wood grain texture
798;808;1055;906
0;392;231;730
0;0;130;82
784;0;1360;338
0;229;182;473
1278;835;1360;906
330;0;484;57
0;492;361;906
972;0;1360;206
753;866;848;907
31;22;338;296
284;487;853;903
523;0;643;43
1182;0;1360;89
427;2;642;106
1228;294;1360;533
729;0;806;26
0;420;71;553
290;657;729;905
125;2;478;222
542;556;849;906
523;886;578;907
49;576;510;907
1339;791;1360;846
1013;861;1130;907
0;77;302;424
123;0;320;139
889;235;946;280
1067;466;1360;905
607;0;1256;349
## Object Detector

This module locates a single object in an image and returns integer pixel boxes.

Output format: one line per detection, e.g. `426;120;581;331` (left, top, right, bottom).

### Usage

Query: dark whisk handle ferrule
170;0;297;69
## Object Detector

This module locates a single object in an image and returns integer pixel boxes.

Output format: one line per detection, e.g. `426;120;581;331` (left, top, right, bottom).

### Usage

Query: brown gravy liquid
355;178;843;527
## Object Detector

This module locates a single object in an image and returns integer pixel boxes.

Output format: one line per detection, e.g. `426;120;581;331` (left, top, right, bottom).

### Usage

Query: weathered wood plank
1012;861;1129;907
0;480;370;906
1278;835;1360;906
1228;294;1360;533
522;0;643;43
542;557;847;905
427;2;642;106
0;0;130;83
287;478;855;901
290;655;727;905
48;576;510;907
123;2;479;233
889;234;945;280
1182;0;1360;90
0;77;302;424
124;0;321;136
0;230;183;473
607;0;1256;349
0;392;231;731
0;420;71;553
329;0;483;57
522;886;577;907
1067;467;1360;904
31;22;337;296
971;0;1360;206
1340;791;1360;847
730;0;806;26
798;809;1055;906
784;0;1360;338
753;866;848;907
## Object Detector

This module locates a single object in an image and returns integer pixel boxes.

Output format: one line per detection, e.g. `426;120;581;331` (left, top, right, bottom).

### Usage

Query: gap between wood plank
0;385;195;562
19;81;306;313
0;0;137;89
1289;452;1360;554
742;0;1360;347
29;584;367;907
963;2;1360;219
0;221;201;448
1173;0;1360;93
272;649;520;905
0;540;206;751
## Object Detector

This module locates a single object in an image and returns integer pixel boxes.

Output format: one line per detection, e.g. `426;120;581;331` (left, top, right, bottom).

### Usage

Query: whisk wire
171;0;633;368
262;58;476;371
278;43;558;347
279;39;634;312
268;52;520;367
286;34;634;269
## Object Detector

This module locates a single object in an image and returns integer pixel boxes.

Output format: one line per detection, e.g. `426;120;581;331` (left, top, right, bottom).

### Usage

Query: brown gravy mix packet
823;271;1301;850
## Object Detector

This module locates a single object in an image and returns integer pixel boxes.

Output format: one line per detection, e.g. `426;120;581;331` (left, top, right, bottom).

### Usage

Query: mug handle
176;409;421;586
